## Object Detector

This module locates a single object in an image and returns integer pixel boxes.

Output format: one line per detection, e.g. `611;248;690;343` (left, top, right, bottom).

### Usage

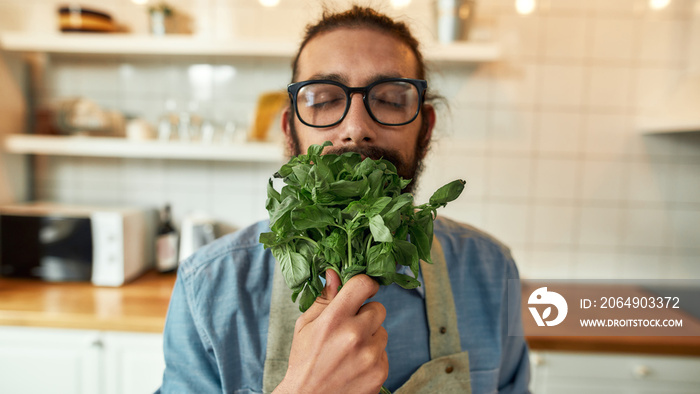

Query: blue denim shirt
158;216;531;393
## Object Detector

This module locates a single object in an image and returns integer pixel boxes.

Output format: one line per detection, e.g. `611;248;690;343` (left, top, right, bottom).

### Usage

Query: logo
528;287;568;327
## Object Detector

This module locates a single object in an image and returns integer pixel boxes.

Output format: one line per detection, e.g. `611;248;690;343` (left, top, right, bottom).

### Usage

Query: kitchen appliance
178;212;217;263
0;202;156;286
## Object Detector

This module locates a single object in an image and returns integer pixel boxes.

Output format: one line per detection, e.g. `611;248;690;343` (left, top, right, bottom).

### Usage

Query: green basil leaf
329;178;368;197
386;193;413;215
429;179;466;206
307;140;332;158
366;243;394;277
291;205;337;230
390;272;421;289
273;245;310;288
311;161;332;189
266;178;281;206
269;195;298;227
342;264;367;284
367;169;384;198
369;214;393;243
368;196;392;217
292;164;312;189
298;283;316;312
291;284;303;303
392;239;418;268
409;225;432;264
355;156;378;178
258;231;277;248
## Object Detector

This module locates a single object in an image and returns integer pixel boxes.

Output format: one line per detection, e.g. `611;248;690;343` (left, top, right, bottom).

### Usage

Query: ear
280;105;295;156
421;104;436;148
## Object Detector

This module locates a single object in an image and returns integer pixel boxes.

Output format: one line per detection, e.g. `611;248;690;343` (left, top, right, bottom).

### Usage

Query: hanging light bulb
515;0;536;15
259;0;280;7
131;0;148;4
649;0;671;10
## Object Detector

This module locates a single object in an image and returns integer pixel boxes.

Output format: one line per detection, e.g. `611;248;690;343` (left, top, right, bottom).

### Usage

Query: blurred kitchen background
1;0;700;279
2;1;700;393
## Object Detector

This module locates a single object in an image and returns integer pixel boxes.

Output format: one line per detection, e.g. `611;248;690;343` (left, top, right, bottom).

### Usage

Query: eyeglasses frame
287;78;428;128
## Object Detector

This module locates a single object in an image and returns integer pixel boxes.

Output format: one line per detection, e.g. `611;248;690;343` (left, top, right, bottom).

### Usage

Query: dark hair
291;5;427;83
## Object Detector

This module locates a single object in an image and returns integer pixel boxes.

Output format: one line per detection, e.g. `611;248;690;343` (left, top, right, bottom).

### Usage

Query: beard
287;111;431;194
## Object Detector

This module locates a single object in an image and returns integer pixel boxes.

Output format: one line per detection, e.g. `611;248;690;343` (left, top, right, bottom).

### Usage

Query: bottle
157;99;178;142
156;204;179;273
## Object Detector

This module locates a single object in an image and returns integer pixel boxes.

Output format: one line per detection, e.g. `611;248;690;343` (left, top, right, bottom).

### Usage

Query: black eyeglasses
287;78;428;128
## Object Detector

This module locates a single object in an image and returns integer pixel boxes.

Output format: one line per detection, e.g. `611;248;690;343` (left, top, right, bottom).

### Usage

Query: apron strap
262;259;300;394
421;236;462;359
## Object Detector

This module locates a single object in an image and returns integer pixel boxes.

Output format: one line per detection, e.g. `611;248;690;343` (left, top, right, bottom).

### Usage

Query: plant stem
294;236;319;248
345;228;352;273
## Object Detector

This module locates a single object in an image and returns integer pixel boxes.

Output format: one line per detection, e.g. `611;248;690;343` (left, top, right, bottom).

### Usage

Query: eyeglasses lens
369;81;420;125
297;84;346;127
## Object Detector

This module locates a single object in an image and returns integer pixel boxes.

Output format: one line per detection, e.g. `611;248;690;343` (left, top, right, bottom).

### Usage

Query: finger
298;269;341;324
372;326;388;348
322;269;341;300
355;301;386;334
325;274;380;319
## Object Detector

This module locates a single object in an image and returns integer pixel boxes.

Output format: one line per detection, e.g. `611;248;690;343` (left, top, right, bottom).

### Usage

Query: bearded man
158;6;530;393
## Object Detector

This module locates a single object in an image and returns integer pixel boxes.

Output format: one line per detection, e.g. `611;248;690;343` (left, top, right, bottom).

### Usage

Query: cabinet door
0;326;102;394
102;331;165;394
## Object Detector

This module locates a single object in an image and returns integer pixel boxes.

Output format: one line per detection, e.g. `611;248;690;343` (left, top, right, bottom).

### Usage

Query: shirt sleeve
158;271;223;393
498;255;532;394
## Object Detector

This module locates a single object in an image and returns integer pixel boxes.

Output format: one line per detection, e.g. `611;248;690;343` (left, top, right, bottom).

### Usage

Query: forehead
296;27;419;84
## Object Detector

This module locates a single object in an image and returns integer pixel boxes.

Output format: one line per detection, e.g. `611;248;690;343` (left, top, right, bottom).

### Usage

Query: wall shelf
637;121;700;135
0;32;501;62
2;134;285;163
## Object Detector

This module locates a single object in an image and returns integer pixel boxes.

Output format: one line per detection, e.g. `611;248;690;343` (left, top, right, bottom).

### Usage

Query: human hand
274;270;389;394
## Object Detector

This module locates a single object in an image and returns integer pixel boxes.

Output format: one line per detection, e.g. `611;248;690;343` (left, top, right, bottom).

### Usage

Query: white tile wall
2;0;699;279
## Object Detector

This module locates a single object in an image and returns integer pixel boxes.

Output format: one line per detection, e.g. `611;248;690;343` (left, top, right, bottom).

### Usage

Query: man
158;6;530;393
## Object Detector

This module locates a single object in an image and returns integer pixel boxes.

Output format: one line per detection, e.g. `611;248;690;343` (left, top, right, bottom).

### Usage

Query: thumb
321;269;341;301
298;269;341;323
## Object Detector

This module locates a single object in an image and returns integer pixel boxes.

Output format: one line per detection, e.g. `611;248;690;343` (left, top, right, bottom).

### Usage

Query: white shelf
2;134;285;163
0;32;501;62
0;33;296;58
636;73;700;135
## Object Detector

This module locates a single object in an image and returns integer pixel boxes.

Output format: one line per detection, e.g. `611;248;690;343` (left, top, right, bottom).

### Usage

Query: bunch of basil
260;141;465;312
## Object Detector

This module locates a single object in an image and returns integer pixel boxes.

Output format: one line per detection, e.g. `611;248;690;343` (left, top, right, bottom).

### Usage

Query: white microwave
0;202;156;286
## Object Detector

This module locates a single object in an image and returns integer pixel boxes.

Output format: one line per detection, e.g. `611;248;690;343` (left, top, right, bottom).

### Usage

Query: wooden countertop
1;274;699;356
0;270;176;333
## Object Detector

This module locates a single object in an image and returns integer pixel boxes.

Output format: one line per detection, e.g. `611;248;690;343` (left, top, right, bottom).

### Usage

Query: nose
336;93;377;147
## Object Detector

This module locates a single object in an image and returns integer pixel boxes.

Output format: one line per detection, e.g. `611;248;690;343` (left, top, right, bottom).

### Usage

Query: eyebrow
306;72;405;86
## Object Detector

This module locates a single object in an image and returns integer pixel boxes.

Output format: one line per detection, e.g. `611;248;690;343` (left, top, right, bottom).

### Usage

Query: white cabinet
102;331;166;394
0;326;101;394
529;351;700;394
0;326;164;394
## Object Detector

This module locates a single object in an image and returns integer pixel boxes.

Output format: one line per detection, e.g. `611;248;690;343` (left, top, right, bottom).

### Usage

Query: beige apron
262;237;472;393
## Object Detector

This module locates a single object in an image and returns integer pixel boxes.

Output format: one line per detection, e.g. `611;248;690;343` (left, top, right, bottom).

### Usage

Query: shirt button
440;327;447;334
445;365;454;374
